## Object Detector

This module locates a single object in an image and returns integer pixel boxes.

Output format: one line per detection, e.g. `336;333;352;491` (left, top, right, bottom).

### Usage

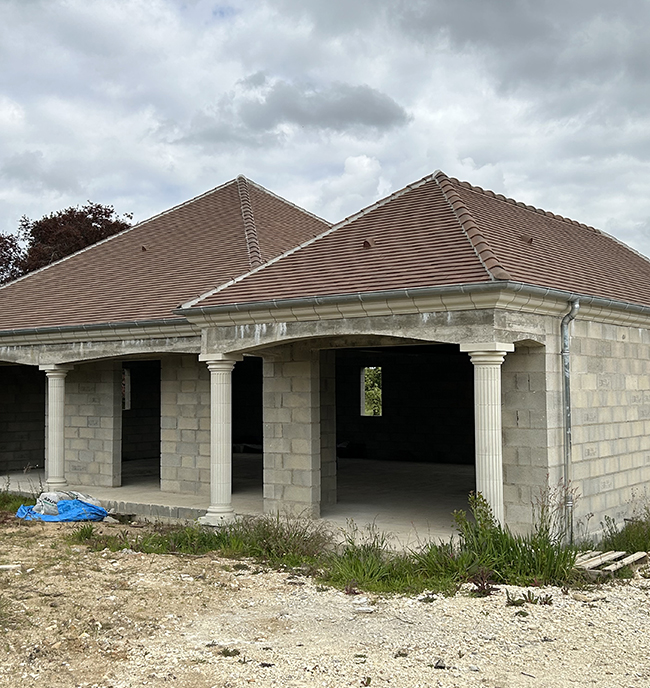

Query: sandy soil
1;519;649;688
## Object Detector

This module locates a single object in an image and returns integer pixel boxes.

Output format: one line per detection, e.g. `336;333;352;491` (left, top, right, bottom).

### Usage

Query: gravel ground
1;520;649;688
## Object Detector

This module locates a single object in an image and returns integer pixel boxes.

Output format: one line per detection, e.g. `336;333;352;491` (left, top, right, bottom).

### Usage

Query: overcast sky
2;0;650;257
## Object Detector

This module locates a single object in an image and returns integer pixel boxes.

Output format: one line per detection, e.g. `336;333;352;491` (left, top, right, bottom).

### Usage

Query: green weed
58;491;582;595
65;513;332;568
599;513;650;553
0;490;36;513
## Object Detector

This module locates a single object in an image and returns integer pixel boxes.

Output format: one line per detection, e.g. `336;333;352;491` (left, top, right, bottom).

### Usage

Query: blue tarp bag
16;499;108;522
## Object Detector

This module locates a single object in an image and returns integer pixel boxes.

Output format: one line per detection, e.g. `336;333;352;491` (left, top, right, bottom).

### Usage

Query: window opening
122;367;131;411
361;366;382;416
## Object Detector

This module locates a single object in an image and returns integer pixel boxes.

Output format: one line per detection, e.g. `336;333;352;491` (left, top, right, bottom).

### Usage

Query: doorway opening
232;356;263;499
121;360;161;484
0;365;45;473
328;344;475;537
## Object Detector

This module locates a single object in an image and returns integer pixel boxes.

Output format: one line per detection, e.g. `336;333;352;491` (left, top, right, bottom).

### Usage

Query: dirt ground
1;518;650;688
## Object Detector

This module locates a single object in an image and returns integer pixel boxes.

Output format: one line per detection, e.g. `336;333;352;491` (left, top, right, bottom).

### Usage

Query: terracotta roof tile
451;179;650;307
187;174;494;309
0;178;329;331
190;171;650;310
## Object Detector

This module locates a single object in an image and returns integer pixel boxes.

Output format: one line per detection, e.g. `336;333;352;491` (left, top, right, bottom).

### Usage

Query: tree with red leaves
0;202;132;285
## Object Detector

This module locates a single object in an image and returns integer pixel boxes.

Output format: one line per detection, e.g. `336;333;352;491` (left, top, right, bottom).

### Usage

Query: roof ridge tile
448;173;650;278
448;175;607;232
181;172;442;309
434;172;511;281
236;175;263;269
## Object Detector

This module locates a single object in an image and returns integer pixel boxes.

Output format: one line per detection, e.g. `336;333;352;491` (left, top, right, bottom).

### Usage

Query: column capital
459;342;515;353
466;351;509;366
39;363;74;375
199;353;243;365
38;363;74;373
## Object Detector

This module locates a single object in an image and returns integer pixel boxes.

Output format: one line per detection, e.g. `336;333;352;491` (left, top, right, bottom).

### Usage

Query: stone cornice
180;282;650;330
0;319;200;347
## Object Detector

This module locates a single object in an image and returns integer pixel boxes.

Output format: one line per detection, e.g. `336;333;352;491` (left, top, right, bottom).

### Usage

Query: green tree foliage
0;233;23;285
0;202;132;285
364;366;382;416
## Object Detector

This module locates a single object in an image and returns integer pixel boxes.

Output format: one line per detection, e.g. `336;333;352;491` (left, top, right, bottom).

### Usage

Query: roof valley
434;171;511;281
236;175;263;269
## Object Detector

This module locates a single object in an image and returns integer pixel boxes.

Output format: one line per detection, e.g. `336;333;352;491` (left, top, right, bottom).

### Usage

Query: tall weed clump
322;522;420;593
415;492;577;587
67;492;578;593
599;498;650;553
220;513;333;566
462;492;575;585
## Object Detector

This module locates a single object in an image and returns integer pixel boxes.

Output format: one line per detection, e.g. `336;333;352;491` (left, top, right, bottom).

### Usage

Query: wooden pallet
574;550;649;578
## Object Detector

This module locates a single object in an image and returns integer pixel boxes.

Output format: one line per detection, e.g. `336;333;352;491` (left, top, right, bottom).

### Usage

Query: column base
46;477;68;491
198;505;236;526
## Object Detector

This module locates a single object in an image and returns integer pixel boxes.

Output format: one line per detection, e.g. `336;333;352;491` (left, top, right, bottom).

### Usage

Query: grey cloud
238;80;409;133
238;71;267;89
267;0;383;35
264;0;650;124
0;150;80;193
176;78;410;150
395;0;650;119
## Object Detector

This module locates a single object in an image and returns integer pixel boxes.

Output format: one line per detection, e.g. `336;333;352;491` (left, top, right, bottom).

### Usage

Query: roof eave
0;317;200;344
175;281;650;327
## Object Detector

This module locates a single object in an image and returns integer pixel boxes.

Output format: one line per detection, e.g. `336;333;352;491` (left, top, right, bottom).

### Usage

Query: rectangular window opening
361;366;382;416
122;367;131;411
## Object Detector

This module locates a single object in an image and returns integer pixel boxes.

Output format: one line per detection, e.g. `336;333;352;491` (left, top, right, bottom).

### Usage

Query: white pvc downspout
561;299;580;542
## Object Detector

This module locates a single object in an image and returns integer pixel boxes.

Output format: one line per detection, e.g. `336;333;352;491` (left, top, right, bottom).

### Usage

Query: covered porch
2;456;474;544
1;301;554;539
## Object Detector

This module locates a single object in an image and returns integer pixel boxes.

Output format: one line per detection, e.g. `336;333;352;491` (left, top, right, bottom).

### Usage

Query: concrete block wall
570;320;650;530
263;344;322;517
320;349;336;507
501;343;552;531
0;366;45;472
160;355;210;495
64;361;122;487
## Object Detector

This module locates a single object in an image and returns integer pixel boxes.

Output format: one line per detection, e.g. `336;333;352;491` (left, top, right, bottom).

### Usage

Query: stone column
198;354;242;525
460;343;514;524
39;364;74;490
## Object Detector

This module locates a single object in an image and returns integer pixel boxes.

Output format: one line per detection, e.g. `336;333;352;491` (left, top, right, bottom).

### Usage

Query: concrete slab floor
2;457;475;547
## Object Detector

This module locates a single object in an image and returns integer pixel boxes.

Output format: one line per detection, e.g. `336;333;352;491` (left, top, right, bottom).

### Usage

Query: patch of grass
321;523;420;594
69;523;97;542
66;513;333;568
449;493;577;586
0;491;36;514
62;492;580;596
0;475;41;516
599;513;650;553
320;493;577;593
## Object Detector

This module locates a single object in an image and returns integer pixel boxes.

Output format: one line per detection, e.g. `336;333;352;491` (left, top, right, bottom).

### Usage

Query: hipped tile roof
0;177;330;331
188;171;650;310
